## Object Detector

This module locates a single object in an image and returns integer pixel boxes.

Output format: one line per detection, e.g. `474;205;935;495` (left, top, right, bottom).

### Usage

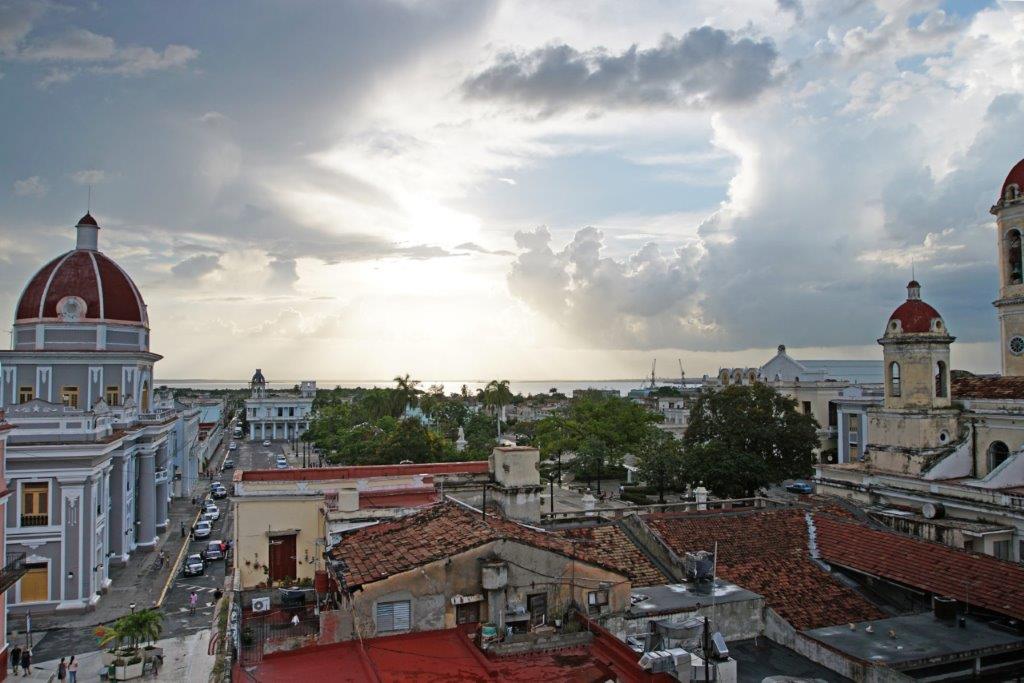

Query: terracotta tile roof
952;375;1024;400
330;502;627;590
646;508;884;630
560;524;669;587
814;512;1024;621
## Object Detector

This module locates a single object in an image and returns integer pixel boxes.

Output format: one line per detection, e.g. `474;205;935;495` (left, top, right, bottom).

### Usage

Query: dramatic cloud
13;175;46;197
508;226;704;349
463;26;779;112
170;254;220;280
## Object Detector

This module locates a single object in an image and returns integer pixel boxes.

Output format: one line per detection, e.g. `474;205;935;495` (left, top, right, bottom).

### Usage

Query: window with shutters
376;600;411;632
587;590;609;615
21;482;49;527
61;386;79;409
105;385;120;406
18;386;33;403
994;540;1011;561
455;602;480;625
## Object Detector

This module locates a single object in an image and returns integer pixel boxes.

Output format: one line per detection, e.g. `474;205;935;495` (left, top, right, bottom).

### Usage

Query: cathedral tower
992;158;1024;376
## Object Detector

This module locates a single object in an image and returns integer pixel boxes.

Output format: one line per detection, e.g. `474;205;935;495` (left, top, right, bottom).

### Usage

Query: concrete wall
602;595;765;643
882;342;951;411
234;496;323;588
325;539;630;643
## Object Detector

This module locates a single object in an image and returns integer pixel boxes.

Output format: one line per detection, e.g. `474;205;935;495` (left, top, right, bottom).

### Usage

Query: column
108;456;128;560
137;452;157;548
837;410;848;464
261;423;266;439
858;412;867;460
155;443;169;528
272;422;278;439
250;423;255;440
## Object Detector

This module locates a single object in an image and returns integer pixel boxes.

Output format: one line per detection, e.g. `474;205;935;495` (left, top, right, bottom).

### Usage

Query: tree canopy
680;384;818;496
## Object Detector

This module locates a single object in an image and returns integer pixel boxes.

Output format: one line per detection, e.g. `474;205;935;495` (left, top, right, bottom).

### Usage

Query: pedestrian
10;645;20;675
189;590;198;615
180;520;186;538
57;656;67;681
291;613;300;626
191;495;197;506
20;648;30;676
150;654;161;678
67;656;78;683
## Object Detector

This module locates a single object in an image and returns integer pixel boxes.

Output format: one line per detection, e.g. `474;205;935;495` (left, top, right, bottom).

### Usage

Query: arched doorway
987;441;1010;472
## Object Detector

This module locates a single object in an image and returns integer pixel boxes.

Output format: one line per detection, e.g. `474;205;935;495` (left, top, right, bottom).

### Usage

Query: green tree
393;374;420;410
575;437;610;494
482;379;513;439
680;443;771;499
634;427;683;503
682;384;818;493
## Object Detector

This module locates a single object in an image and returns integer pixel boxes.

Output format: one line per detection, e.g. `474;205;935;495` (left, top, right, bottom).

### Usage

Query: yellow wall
234;495;323;588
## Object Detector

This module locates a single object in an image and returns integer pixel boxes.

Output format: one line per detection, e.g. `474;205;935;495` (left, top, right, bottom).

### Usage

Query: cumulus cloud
3;18;198;86
463;26;779;113
71;169;106;185
13;175;46;197
507;226;704;349
776;0;804;21
171;253;221;279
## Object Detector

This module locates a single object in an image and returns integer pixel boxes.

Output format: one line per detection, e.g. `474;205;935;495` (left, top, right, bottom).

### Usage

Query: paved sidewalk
15;630;215;682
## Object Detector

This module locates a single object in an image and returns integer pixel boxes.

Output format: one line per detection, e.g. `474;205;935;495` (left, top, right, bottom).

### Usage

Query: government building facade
0;213;206;614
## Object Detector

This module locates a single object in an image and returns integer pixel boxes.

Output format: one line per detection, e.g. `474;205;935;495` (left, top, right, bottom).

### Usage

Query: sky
2;0;1022;381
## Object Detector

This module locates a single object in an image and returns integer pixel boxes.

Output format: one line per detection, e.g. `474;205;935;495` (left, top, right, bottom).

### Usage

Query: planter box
142;646;164;660
112;661;144;680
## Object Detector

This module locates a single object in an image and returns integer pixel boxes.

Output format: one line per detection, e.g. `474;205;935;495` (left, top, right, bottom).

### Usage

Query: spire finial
87;184;92;213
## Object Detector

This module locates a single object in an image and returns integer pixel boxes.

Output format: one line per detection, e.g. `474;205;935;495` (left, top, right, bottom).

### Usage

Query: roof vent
684;550;715;582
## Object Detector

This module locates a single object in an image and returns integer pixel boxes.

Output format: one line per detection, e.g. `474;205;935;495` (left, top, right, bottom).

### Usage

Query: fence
238;605;319;666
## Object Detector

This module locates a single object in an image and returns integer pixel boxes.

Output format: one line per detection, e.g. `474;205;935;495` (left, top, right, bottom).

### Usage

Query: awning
451;594;484;605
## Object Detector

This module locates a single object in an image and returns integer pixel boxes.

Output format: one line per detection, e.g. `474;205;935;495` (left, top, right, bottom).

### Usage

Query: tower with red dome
0;213;179;616
991;158;1024;376
865;281;960;472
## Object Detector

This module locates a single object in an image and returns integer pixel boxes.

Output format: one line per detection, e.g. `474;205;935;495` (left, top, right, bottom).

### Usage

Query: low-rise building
244;370;314;441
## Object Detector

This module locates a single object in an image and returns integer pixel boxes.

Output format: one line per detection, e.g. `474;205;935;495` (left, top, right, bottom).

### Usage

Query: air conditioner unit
252;597;270;613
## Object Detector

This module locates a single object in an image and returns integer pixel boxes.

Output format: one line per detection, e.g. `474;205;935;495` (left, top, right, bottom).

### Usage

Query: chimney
488;446;542;524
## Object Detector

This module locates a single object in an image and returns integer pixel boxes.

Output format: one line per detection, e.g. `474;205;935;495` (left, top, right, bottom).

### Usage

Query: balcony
0;553;27;593
20;514;49;527
154;468;170;485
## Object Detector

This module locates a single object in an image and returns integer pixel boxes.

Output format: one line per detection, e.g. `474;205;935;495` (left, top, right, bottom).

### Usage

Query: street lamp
129;602;136;614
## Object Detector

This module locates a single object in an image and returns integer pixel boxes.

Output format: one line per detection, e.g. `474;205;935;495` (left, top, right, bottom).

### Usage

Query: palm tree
484;380;513;440
393;374;420;411
134;609;164;647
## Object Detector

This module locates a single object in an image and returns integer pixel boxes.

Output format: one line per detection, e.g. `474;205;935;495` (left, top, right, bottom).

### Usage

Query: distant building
244;369;314;441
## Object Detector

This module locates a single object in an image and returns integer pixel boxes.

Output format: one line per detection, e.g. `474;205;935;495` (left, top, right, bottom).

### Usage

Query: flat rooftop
728;638;849;683
236;460;488;481
802;613;1024;669
629;581;762;618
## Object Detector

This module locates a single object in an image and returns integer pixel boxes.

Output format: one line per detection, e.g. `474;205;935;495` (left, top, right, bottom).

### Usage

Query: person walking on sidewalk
189;590;198;615
20;648;30;676
57;656;67;681
67;656;78;683
10;645;20;675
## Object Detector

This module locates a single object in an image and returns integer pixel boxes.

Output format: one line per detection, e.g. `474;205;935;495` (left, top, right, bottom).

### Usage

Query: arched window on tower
988;441;1010;472
889;362;901;397
935;360;947;398
1008;229;1022;285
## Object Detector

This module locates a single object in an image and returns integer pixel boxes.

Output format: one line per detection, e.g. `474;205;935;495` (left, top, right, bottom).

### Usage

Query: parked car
193;520;212;539
223;459;235;469
262;440;271;446
786;481;814;495
212;487;228;500
202;540;224;561
228;442;238;451
275;462;289;469
203;503;220;520
200;511;217;525
183;554;206;577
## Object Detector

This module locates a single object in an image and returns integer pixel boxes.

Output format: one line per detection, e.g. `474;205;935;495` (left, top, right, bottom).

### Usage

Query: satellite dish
252;597;270;612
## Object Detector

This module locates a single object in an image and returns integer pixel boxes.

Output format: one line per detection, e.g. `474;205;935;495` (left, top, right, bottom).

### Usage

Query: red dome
15;250;147;326
1001;158;1024;201
886;281;944;335
888;299;942;333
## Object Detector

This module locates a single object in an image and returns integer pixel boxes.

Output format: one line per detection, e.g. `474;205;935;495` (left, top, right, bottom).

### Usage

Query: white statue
456;426;468;452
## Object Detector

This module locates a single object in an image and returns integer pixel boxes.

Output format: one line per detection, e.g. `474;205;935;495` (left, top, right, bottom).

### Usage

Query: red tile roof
560;524;669;588
234;625;672;683
814;512;1024;621
330;502;627;590
952;375;1024;400
240;460;488;481
646;508;884;630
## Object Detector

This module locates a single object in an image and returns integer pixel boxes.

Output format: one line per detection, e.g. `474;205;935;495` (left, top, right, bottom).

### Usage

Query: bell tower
250;368;267;399
992;158;1024;376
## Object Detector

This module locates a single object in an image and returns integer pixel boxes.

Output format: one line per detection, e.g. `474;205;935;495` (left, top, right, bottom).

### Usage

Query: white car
262;440;271;446
200;511;217;525
203;503;220;520
228;442;238;451
193;520;212;539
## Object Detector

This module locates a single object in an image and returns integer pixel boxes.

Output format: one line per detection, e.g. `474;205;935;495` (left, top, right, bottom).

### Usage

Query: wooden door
268;534;296;582
21;564;48;602
527;593;547;627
